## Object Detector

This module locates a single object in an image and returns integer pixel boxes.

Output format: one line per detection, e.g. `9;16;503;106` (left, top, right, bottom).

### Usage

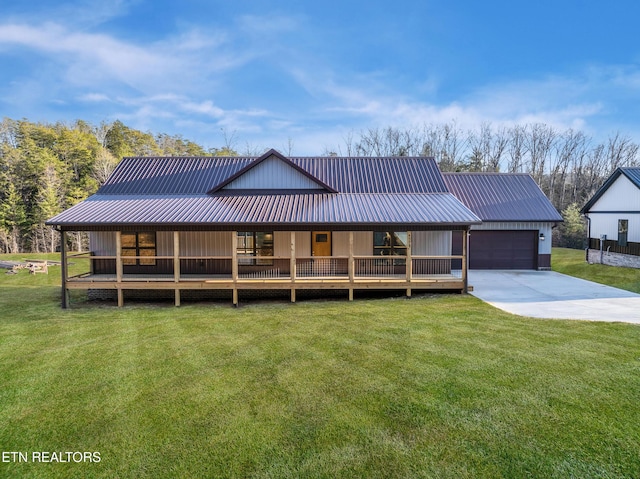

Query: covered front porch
59;228;469;307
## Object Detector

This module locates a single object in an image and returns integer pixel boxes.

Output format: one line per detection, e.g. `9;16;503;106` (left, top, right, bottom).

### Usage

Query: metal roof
47;193;481;229
582;167;640;213
443;173;563;222
98;154;448;195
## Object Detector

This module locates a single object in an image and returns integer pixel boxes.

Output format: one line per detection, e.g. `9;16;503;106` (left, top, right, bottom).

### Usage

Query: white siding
333;231;373;256
179;231;232;256
589;213;640;243
590;175;640;212
296;232;312;257
156;232;173;256
90;231;115;255
223;155;323;190
472;222;553;254
411;231;452;255
90;231;233;256
274;232;311;257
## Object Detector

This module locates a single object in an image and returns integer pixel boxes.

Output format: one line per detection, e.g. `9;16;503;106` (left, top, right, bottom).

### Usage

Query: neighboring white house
582;167;640;268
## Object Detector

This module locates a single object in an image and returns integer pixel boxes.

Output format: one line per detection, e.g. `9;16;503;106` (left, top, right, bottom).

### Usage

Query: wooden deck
65;272;465;306
59;229;469;307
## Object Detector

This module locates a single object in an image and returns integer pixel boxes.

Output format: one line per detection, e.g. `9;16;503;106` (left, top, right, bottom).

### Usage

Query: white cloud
78;93;112;102
0;21;240;95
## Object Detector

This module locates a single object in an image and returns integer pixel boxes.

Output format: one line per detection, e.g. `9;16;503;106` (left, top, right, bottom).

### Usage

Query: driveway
468;270;640;324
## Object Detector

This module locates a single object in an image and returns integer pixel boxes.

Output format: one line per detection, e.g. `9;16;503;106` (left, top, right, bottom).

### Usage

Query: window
237;232;274;264
121;232;156;266
618;219;628;247
374;231;407;256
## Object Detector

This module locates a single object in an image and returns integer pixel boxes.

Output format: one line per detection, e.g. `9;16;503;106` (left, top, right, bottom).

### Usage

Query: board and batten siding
411;231;452;256
333;232;373;256
589;175;640;212
90;231;233;257
589;214;640;243
90;229;458;258
90;231;116;255
223;155;324;190
274;232;311;257
587;175;640;243
471;222;552;255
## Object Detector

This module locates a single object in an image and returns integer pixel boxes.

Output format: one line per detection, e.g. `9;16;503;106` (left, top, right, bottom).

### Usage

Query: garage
469;230;538;269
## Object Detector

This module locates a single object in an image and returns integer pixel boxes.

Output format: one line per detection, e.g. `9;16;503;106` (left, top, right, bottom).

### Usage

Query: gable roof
47;151;481;229
208;149;336;193
97;154;449;195
443;172;563;222
581;167;640;213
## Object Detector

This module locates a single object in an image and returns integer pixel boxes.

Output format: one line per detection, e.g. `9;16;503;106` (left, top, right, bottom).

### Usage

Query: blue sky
1;0;639;154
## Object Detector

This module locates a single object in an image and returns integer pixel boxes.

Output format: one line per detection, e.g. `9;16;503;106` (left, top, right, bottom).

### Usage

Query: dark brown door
467;230;537;270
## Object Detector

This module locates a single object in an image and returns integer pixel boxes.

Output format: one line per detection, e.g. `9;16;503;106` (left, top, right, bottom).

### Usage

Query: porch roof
47;192;481;230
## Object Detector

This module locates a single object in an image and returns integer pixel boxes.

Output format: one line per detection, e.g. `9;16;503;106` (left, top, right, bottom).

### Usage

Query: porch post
462;229;469;293
232;231;238;306
60;229;69;309
290;231;296;303
173;231;180;306
115;231;123;307
406;231;412;298
348;231;354;301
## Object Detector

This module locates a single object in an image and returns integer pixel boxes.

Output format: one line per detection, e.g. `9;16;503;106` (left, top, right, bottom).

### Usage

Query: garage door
469;230;537;270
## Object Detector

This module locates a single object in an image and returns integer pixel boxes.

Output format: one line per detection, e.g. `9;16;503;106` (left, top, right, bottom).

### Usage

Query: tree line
0;118;224;253
2;118;638;253
332;123;639;247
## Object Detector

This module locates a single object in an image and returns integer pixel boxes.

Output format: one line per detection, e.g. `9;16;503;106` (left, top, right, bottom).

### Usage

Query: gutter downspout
583;214;591;262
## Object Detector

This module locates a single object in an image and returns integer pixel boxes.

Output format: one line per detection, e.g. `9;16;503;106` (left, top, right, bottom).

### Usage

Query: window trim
237;232;274;265
121;232;156;266
618;219;629;247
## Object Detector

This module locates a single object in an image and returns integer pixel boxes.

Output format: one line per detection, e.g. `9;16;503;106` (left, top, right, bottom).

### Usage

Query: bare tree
507;125;527;173
606;132;639;170
93;147;119;185
465;122;508;171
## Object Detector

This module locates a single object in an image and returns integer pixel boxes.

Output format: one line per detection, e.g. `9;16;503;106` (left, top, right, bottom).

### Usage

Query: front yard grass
1;253;639;478
552;247;640;293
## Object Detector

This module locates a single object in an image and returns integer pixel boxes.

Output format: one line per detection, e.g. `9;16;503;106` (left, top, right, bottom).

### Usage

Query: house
46;149;559;308
444;173;563;270
581;167;640;268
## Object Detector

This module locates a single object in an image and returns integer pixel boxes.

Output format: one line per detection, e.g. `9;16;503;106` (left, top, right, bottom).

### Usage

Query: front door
312;231;331;256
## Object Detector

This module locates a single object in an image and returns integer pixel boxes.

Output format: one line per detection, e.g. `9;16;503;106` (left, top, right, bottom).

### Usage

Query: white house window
237;232;274;264
618;220;628;247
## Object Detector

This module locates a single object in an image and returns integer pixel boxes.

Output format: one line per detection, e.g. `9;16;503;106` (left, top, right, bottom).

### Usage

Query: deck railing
66;253;464;282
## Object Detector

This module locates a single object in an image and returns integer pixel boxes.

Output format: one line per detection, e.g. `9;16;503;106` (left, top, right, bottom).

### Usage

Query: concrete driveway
468;270;640;324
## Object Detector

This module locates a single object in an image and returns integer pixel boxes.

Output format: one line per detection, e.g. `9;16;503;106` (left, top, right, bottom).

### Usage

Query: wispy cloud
1;2;640;154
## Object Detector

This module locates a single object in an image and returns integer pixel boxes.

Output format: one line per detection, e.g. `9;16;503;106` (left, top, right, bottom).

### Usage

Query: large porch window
374;231;407;256
237;232;274;265
121;232;156;265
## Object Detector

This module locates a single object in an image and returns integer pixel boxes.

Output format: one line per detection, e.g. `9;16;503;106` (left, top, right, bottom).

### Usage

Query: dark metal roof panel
291;157;447;193
47;193;480;227
99;157;252;195
622;167;640;188
98;155;447;195
443;173;563;222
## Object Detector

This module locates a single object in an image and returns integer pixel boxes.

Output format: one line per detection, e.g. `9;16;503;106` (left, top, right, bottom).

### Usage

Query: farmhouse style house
582;167;640;268
47;149;561;307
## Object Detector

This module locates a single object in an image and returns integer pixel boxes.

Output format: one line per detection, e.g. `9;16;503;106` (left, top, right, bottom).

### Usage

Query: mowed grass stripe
1;254;639;478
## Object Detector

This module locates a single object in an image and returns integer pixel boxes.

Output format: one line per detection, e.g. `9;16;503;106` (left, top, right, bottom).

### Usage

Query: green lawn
552;247;640;293
1;254;639;478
